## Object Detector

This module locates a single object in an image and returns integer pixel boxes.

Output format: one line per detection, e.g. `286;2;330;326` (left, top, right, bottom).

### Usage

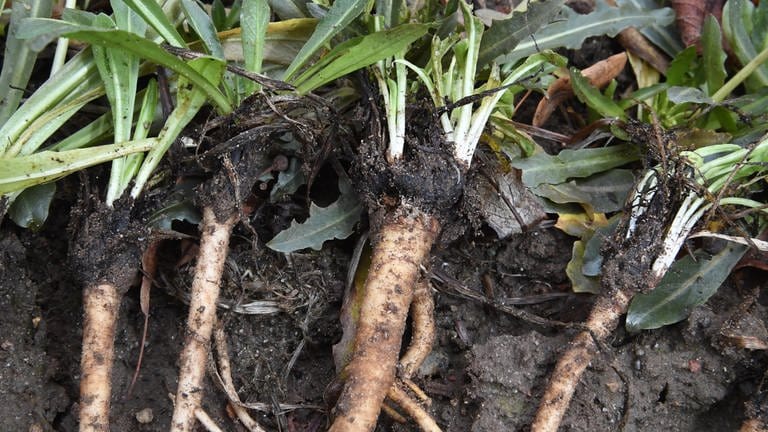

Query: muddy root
329;206;440;432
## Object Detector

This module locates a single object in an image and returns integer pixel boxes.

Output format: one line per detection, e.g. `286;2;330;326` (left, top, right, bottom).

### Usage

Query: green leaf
283;0;369;81
7;182;56;230
294;23;430;94
723;0;768;88
0;0;53;126
497;0;674;65
666;86;713;105
581;215;620;276
241;0;270;94
17;21;232;113
700;15;727;96
531;169;635;213
477;0;564;69
511;145;641;188
267;177;362;252
626;245;749;332
569;67;627;120
181;0;225;58
122;0;186;47
376;0;404;28
0;139;156;195
268;0;309;19
666;45;698;86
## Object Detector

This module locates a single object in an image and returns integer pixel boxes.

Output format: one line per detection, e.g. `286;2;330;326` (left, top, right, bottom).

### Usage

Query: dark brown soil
2;199;765;431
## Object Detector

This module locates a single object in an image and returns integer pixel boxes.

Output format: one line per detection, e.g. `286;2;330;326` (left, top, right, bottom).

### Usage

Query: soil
2;196;766;431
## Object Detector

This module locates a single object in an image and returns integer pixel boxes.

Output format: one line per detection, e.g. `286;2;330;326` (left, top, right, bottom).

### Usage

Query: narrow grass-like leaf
477;0;563;69
241;0;270;94
294;23;430;94
0;0;54;126
122;0;186;47
0;50;98;157
0;139;156;195
511;144;642;187
267;177;362;252
7;183;56;230
283;0;369;81
626;245;749;332
181;0;225;58
131;57;226;198
115;78;159;199
376;0;404;28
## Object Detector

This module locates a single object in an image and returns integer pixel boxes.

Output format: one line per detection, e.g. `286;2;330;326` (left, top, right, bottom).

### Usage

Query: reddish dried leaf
533;52;627;126
671;0;726;47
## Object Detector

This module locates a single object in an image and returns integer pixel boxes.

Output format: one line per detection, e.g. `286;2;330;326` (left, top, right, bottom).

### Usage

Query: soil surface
1;203;765;431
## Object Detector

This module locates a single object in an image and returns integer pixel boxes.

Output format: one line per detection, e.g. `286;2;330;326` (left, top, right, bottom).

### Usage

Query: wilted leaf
531;169;635;213
534;52;627;126
267;177;362;252
511;144;641;188
465;168;547;239
580;214;620;276
626;244;748;332
554;212;609;237
566;240;601;293
7;182;56;230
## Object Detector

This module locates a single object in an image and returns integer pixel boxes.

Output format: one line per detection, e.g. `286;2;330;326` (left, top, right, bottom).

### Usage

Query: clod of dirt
496;229;572;284
68;199;150;289
355;100;464;218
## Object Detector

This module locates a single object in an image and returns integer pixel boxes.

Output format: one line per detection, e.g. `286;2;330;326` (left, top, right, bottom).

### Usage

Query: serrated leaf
267;178;362;252
7;182;56;230
283;0;368;81
270;158;306;202
477;0;564;69
511;144;641;188
532;169;635;213
626;244;749;332
496;0;674;65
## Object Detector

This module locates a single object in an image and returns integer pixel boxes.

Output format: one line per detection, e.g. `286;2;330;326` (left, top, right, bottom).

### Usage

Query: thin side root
171;207;238;432
80;283;121;432
212;320;268;432
531;288;631;432
387;383;441;432
329;209;440;432
399;278;436;380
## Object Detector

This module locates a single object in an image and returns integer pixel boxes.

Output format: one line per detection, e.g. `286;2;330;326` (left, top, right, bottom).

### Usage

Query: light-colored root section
531;287;632;432
399;279;436;380
171;207;238;432
329;208;440;432
80;283;121;432
741;419;768;432
387;384;441;432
